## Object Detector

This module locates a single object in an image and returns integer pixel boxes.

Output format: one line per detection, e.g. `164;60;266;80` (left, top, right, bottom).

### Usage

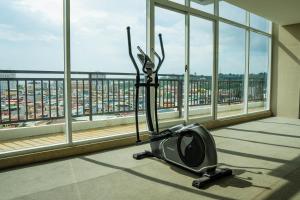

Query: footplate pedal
192;168;233;189
133;151;154;160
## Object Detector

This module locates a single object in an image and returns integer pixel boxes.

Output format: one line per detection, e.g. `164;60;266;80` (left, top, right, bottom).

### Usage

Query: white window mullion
183;0;190;123
147;0;156;130
244;12;250;114
266;28;273;111
63;0;72;144
212;0;219;120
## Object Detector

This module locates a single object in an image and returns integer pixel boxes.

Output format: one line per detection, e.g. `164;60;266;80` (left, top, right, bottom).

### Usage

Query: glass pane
250;13;271;33
219;0;246;24
248;32;270;113
71;0;146;141
191;0;214;14
189;16;213;119
218;22;246;118
155;7;185;121
0;0;65;153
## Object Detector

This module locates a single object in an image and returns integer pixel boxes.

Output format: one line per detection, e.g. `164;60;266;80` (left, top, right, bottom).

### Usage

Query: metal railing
0;70;266;125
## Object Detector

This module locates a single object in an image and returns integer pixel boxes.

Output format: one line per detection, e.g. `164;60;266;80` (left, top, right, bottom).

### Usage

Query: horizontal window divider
155;0;216;21
153;0;271;37
219;17;271;37
249;27;272;37
154;0;190;14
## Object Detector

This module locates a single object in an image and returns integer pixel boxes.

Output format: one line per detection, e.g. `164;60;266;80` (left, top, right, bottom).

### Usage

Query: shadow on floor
168;162;269;190
219;147;300;200
214;135;300;150
260;155;300;200
256;121;300;127
224;127;300;139
219;163;272;171
217;148;290;164
79;156;252;200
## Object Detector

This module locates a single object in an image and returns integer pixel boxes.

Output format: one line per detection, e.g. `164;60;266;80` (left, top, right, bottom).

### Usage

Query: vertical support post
266;26;272;111
76;80;79;116
184;0;190;124
33;80;36;120
212;0;219;120
49;80;51;119
177;79;183;118
25;80;28;120
244;12;250;114
88;73;93;121
0;81;1;123
41;80;44;118
63;0;72;144
16;80;19;121
7;80;11;122
147;0;156;130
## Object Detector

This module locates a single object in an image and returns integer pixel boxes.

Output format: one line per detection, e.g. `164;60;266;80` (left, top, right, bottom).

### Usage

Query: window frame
0;0;272;158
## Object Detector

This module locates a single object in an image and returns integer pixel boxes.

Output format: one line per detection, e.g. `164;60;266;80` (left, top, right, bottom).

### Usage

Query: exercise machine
126;26;232;188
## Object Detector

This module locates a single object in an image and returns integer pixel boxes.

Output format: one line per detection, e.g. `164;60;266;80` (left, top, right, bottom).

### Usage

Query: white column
244;12;250;114
184;0;190;124
212;0;219;120
147;0;156;129
63;0;72;144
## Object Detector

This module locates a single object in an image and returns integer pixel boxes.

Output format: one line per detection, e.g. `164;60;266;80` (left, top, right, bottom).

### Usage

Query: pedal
133;151;153;160
192;168;233;189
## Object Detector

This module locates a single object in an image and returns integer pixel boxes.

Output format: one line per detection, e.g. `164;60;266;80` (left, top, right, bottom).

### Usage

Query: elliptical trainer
126;26;232;188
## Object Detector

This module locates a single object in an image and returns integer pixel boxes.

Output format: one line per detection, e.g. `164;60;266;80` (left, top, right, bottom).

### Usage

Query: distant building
0;73;17;94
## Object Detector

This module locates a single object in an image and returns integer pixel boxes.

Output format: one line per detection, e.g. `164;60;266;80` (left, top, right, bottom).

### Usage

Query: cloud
12;0;63;25
0;24;59;42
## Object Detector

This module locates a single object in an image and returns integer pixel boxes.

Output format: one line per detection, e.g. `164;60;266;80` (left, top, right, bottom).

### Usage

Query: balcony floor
0;123;147;153
0;106;266;153
0;117;300;200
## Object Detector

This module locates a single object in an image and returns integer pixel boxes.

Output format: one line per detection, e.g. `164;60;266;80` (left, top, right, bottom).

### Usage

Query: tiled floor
0;117;299;200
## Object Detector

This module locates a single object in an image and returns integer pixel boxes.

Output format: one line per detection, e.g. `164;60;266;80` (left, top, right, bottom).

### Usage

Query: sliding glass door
155;7;185;122
189;15;214;120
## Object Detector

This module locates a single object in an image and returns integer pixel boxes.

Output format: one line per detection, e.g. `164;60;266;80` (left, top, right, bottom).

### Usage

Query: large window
250;13;271;33
191;0;214;14
70;0;146;141
155;7;185;120
219;0;247;25
0;0;272;156
218;22;246;118
0;0;65;153
189;16;214;119
248;32;270;113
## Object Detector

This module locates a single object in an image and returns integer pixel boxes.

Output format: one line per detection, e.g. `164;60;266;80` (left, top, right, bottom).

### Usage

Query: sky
0;0;270;76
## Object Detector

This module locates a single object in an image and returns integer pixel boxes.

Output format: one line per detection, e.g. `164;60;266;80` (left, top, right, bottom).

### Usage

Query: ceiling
225;0;300;25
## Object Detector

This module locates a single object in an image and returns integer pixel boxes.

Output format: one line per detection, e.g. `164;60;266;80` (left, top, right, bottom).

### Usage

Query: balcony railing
0;70;266;125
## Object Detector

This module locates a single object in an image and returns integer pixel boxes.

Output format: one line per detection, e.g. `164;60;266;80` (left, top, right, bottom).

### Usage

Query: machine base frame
192;168;233;189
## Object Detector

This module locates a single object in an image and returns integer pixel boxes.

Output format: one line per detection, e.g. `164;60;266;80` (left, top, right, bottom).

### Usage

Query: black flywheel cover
177;130;205;168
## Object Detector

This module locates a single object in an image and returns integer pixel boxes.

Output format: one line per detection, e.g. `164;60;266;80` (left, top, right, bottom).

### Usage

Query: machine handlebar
126;26;165;75
126;27;140;75
155;33;165;73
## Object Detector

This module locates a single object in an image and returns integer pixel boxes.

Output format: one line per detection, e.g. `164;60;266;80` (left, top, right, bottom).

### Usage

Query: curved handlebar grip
155;33;165;73
127;26;140;75
138;46;150;73
137;46;146;56
152;48;162;66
